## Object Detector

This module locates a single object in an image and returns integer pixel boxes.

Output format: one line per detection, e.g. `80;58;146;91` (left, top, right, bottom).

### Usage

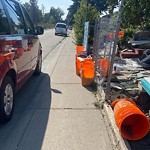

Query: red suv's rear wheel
0;76;14;123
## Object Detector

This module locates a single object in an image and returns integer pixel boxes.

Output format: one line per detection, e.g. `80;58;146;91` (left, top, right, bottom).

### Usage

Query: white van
55;23;67;36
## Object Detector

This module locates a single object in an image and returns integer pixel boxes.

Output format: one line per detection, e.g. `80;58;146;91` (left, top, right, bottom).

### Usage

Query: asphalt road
39;29;69;60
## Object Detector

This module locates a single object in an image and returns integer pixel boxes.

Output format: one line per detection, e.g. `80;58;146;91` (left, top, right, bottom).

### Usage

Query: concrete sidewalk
41;36;113;150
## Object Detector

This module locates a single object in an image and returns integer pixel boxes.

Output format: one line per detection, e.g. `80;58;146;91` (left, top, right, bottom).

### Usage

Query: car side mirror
35;26;44;35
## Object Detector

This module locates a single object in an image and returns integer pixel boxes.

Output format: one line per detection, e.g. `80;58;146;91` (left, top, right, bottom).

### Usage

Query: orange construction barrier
81;60;94;86
112;98;150;141
98;58;109;77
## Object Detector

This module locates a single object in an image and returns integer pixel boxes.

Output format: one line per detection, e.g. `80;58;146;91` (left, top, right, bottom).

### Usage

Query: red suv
0;0;44;123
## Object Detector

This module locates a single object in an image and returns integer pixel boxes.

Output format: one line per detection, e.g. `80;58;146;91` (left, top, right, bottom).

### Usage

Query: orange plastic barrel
75;57;93;76
98;58;109;77
81;60;94;86
112;98;150;140
111;98;136;109
76;59;81;76
75;53;87;60
76;46;87;59
83;57;93;62
76;46;83;52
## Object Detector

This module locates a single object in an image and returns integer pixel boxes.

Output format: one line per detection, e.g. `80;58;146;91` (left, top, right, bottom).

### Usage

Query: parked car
55;23;67;36
0;0;44;123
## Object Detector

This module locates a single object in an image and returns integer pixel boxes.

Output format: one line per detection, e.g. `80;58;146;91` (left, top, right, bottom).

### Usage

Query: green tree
106;0;119;14
121;0;150;30
22;1;65;28
30;0;38;24
49;7;64;23
66;0;108;25
41;4;45;16
43;13;50;23
23;2;31;13
74;0;99;45
36;6;43;23
43;7;64;25
24;2;43;24
49;16;55;24
88;0;108;12
66;0;80;25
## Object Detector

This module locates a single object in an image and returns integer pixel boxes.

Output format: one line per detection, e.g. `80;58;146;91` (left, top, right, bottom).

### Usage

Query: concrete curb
96;91;131;150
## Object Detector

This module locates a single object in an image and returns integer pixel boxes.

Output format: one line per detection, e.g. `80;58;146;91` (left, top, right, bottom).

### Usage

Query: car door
20;5;40;71
4;0;31;84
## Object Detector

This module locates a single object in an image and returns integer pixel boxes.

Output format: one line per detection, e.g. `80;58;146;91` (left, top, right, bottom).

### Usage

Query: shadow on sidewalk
0;72;52;150
51;88;62;94
84;83;97;93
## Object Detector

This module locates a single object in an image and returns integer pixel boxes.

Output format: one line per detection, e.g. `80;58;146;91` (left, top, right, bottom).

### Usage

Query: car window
0;1;10;35
21;5;35;35
5;0;26;35
56;24;66;28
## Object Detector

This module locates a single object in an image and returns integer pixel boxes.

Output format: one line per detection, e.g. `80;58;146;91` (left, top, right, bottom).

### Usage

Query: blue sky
21;0;73;19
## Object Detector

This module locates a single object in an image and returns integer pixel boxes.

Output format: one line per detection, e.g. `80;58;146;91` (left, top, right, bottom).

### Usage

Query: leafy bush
73;0;99;46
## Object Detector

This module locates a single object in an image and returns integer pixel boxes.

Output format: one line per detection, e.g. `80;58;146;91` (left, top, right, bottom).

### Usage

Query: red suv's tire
0;76;14;123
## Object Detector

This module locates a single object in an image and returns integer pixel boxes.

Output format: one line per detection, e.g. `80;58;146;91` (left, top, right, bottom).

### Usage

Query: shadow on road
0;73;52;150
